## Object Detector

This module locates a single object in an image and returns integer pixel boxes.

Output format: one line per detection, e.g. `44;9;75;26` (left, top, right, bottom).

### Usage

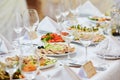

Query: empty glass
20;45;39;80
23;9;39;32
78;27;94;63
0;51;19;80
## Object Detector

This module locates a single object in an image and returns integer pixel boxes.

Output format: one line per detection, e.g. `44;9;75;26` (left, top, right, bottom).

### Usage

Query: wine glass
23;9;39;35
60;18;77;64
54;4;62;23
61;0;70;20
54;4;63;33
78;27;94;63
13;12;23;35
0;51;19;80
61;30;74;64
69;0;81;17
13;12;23;47
20;45;39;80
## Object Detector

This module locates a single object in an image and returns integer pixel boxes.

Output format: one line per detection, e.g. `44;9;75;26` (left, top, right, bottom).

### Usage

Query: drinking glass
0;51;19;80
54;4;62;23
13;12;23;47
61;0;70;20
78;27;94;63
69;0;81;17
60;18;77;63
20;45;39;80
13;12;23;35
23;9;39;33
61;30;74;63
54;4;63;33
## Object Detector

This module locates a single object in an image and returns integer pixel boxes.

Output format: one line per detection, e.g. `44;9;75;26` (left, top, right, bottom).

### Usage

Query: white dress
0;0;27;41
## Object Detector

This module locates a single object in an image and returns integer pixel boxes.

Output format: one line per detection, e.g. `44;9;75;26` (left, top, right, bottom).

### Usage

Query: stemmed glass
13;12;23;36
61;29;74;63
0;50;19;80
69;0;81;17
20;45;39;80
61;0;70;20
13;12;23;47
54;4;63;33
23;9;39;39
60;18;76;64
78;27;94;63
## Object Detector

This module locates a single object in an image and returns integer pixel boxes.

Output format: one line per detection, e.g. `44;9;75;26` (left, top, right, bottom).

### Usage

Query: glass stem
9;74;13;80
85;46;88;62
67;43;71;60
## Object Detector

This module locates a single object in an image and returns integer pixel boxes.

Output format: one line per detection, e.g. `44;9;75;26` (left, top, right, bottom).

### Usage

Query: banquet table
34;41;120;80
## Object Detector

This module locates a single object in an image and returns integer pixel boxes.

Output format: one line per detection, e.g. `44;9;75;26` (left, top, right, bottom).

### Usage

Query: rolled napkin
78;0;103;17
37;16;59;33
95;36;120;56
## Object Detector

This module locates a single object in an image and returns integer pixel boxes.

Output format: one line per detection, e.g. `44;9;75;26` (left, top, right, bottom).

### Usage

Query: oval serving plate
40;57;57;69
45;43;76;57
97;54;120;60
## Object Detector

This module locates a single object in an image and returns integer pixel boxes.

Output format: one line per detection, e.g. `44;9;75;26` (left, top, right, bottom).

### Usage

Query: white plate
71;40;98;46
46;52;75;57
45;43;76;57
40;57;57;69
97;54;120;60
88;16;111;23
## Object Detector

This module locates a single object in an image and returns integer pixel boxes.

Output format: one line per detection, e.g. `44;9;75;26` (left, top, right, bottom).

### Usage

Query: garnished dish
92;34;105;43
88;16;111;22
66;25;105;43
41;33;64;43
21;56;38;72
40;56;57;69
73;33;105;45
68;24;99;32
37;43;75;56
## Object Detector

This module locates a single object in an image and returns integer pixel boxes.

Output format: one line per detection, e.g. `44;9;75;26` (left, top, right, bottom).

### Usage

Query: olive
38;46;44;49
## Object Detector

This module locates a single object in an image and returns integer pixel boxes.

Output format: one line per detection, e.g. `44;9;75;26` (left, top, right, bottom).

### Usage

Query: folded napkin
78;0;103;17
64;65;81;80
95;36;120;56
0;39;8;54
37;16;59;33
37;66;81;80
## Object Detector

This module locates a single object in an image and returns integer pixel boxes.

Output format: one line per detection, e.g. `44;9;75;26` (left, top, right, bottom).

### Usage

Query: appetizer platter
67;25;105;45
40;57;57;69
41;33;64;43
72;33;105;46
37;43;76;57
88;16;111;23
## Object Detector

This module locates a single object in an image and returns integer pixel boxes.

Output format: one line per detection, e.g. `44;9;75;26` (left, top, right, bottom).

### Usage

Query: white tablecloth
35;43;120;80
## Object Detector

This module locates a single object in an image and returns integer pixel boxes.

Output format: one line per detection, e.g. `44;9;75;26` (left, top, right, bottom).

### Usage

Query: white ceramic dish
40;57;57;69
45;43;76;57
97;54;120;60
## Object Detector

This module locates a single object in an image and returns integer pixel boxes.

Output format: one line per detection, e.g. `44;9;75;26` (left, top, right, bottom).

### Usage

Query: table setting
0;0;120;80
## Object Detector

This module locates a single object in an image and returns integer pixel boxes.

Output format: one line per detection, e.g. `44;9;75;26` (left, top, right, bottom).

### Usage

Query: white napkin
37;66;81;80
0;39;8;54
78;0;103;17
95;36;120;56
37;16;59;33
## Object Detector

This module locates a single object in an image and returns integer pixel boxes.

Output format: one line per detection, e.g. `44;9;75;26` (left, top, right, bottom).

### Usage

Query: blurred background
0;0;114;41
27;0;114;20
